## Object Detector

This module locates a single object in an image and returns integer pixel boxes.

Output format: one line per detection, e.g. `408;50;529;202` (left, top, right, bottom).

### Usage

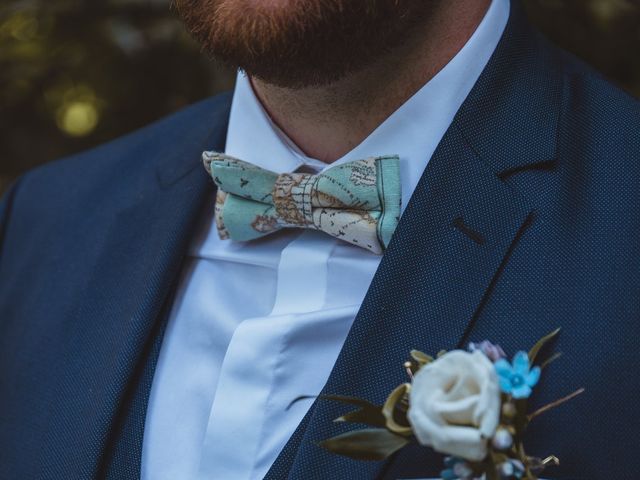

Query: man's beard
174;0;439;88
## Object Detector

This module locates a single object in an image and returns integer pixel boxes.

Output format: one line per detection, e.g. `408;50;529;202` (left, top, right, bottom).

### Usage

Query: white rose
407;350;501;461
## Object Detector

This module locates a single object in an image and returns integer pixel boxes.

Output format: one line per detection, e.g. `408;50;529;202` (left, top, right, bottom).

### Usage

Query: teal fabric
376;158;402;249
206;154;278;201
202;152;401;254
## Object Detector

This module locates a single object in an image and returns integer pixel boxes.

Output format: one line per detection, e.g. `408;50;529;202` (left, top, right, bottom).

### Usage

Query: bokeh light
56;100;99;137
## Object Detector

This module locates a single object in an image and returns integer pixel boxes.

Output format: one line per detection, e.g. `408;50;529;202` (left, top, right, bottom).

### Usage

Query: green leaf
289;394;381;413
319;429;410;461
485;465;501;480
485;452;501;480
315;394;386;426
335;405;386;428
540;351;562;369
528;328;561;364
321;395;380;408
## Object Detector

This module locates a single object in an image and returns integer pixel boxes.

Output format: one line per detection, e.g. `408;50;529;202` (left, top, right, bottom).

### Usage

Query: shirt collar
224;0;509;213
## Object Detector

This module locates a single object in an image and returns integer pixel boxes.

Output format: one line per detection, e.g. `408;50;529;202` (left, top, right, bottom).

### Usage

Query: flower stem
527;388;585;421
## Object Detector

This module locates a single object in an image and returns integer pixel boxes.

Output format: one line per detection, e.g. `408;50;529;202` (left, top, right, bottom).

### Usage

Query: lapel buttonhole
452;216;486;245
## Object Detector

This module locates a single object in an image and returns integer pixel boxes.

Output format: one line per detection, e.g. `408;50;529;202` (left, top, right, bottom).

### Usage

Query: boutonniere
318;329;584;480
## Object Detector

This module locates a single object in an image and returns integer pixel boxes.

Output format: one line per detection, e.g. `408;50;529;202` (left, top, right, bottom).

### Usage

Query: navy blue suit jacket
1;3;639;479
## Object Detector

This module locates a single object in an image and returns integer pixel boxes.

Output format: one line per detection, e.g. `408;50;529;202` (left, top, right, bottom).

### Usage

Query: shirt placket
197;230;336;479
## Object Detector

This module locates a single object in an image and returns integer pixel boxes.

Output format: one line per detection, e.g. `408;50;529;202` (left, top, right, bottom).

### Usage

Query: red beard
174;0;439;88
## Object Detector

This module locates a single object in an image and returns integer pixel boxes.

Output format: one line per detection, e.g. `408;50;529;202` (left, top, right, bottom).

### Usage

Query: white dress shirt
141;1;509;478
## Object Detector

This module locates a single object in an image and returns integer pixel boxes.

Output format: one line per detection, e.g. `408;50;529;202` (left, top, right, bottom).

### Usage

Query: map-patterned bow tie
202;152;401;254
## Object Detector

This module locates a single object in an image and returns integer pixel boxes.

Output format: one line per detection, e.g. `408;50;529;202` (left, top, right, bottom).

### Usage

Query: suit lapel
268;124;535;480
41;96;232;478
266;1;564;478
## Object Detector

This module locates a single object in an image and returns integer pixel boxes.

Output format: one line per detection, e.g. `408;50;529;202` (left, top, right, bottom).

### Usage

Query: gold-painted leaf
319;428;410;461
410;349;433;365
528;328;561;364
382;383;413;436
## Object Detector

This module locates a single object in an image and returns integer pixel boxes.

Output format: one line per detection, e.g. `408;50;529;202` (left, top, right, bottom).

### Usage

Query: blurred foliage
524;0;640;95
0;0;639;194
0;0;235;194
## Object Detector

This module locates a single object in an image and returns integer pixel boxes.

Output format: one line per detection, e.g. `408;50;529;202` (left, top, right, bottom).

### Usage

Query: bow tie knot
202;152;401;254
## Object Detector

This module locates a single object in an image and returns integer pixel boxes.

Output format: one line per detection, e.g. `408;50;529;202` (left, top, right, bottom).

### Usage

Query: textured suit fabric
1;2;639;480
0;95;232;479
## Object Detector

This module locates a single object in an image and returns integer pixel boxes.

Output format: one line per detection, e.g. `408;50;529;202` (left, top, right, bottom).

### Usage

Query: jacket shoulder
21;92;232;192
545;45;640;212
556;48;640;149
527;44;640;263
0;92;231;271
1;91;231;228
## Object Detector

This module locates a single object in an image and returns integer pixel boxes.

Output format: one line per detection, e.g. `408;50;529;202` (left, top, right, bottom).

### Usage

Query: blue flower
498;459;526;479
494;351;541;399
440;457;474;480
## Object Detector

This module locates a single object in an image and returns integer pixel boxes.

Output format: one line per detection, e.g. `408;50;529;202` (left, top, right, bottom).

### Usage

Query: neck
251;0;491;164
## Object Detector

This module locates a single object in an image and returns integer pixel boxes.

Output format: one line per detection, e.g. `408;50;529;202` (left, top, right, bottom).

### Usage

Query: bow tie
202;152;401;254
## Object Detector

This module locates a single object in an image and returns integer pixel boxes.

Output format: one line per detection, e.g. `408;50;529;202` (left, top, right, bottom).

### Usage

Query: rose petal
428;424;488;461
408;350;500;462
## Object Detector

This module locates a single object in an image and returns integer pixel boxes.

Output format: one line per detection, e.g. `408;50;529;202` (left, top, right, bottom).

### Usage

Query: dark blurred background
1;0;639;195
